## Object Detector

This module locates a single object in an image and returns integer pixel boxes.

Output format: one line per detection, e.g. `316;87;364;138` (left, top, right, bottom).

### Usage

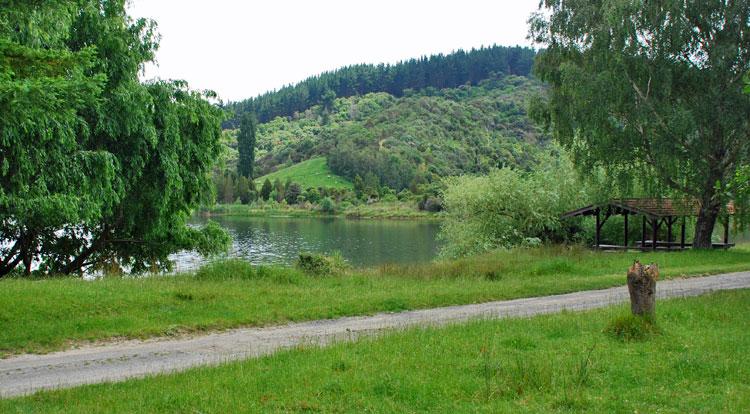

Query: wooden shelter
561;198;735;251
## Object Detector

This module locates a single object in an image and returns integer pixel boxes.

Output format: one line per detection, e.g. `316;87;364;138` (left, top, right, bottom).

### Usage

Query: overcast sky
127;0;540;102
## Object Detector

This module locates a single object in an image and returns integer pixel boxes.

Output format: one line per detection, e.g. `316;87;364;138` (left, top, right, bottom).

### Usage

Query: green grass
200;200;439;219
257;157;353;189
4;290;749;412
343;201;441;219
1;245;749;357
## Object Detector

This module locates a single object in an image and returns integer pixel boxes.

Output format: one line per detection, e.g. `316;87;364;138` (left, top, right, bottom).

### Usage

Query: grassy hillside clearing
1;245;749;356
3;290;749;412
256;157;352;190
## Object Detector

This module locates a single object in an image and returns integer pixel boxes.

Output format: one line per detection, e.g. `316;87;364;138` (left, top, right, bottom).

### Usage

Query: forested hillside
225;45;535;126
216;74;549;203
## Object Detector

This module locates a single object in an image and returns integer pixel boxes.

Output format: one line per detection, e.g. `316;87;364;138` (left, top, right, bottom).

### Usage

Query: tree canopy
530;0;750;247
225;45;536;126
0;0;229;276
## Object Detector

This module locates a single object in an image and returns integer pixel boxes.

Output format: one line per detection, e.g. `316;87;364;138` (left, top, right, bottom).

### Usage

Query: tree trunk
626;261;658;317
693;201;720;249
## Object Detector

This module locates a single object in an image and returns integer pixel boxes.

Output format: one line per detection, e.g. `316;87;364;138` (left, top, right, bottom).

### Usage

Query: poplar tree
237;112;256;178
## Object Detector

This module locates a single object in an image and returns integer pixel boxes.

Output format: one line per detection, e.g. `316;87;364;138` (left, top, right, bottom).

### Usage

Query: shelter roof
561;198;735;219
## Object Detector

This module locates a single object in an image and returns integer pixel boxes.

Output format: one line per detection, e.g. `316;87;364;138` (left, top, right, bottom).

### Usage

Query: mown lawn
256;157;353;189
3;290;748;412
0;245;749;356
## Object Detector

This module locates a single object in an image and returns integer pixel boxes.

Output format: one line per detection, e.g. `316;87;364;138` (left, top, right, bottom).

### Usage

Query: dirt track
2;271;749;398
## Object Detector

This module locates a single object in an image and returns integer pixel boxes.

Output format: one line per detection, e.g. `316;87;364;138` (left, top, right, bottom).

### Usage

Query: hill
225;45;536;126
248;75;548;192
256;157;352;190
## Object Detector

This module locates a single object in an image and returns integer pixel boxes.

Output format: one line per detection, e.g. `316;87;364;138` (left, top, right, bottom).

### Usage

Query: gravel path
2;271;749;398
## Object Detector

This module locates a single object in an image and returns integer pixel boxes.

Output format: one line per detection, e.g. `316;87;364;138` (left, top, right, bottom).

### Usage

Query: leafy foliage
246;75;548;193
236;113;256;178
439;152;588;258
0;1;229;276
529;0;750;247
225;45;536;125
296;252;348;276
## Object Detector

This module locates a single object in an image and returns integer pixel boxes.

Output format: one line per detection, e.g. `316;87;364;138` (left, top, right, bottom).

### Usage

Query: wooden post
624;212;629;249
724;217;730;248
652;217;658;251
680;217;686;249
595;208;601;249
627;261;658;317
642;215;647;251
667;217;673;250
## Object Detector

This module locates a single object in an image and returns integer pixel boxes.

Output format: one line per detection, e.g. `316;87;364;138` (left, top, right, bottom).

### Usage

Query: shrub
418;195;443;212
285;182;302;204
195;259;257;281
304;188;322;203
397;189;414;201
319;197;336;213
296;252;348;276
438;151;588;258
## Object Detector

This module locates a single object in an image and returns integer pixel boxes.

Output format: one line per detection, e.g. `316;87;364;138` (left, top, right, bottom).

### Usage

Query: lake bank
2;245;750;357
198;201;443;221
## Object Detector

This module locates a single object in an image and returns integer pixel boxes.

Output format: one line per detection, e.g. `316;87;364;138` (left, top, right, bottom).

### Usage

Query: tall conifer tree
237;113;256;178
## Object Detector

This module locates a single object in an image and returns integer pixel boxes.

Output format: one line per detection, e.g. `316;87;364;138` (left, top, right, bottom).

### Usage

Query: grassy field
257;157;353;189
3;290;748;412
1;246;749;357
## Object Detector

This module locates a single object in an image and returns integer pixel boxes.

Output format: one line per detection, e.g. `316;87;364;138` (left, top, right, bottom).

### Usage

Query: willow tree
0;0;229;276
529;0;750;248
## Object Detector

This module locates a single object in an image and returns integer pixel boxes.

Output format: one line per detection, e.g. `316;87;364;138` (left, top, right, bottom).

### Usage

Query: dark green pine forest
224;45;536;126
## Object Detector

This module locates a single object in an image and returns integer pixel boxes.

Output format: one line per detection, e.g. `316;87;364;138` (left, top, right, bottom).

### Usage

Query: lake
171;216;442;271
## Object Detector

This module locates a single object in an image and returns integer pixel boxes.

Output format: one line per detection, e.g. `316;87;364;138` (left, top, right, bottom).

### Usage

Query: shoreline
196;203;444;221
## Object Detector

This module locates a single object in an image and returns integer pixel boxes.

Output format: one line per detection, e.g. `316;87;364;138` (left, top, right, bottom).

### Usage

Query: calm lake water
171;216;442;271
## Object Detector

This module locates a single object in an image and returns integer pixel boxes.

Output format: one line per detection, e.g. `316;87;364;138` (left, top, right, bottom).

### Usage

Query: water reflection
171;216;442;271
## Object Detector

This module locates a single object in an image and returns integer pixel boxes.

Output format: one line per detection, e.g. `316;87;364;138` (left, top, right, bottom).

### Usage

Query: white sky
127;0;539;102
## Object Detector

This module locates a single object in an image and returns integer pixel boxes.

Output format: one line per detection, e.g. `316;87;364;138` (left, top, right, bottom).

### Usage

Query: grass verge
2;290;748;412
0;245;749;356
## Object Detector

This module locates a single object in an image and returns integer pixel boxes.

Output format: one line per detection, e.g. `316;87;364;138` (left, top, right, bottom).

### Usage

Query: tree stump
626;261;658;317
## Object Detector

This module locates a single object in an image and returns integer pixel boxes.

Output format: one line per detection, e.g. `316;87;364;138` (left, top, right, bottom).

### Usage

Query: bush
397;189;414;201
304;188;322;203
438;151;589;258
319;197;336;213
418;195;443;212
604;314;660;342
296;252;348;276
195;259;257;280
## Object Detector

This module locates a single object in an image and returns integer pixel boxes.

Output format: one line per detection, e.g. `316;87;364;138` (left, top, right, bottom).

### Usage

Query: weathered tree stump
626;260;659;317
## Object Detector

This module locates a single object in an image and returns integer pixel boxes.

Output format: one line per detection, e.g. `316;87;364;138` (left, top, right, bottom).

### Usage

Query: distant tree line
225;45;536;126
